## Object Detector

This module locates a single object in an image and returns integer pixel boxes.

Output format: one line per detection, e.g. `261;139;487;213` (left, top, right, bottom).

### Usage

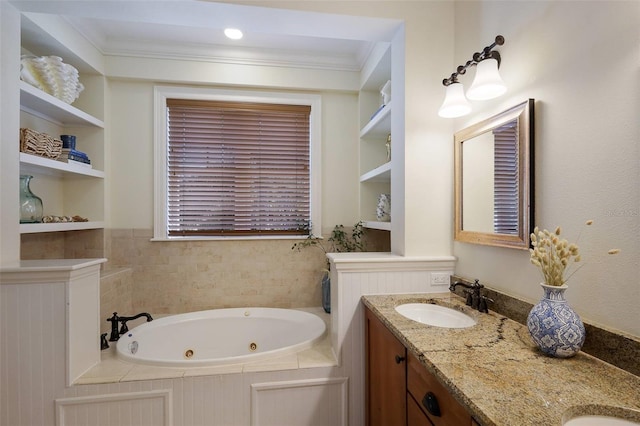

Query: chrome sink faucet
449;279;493;313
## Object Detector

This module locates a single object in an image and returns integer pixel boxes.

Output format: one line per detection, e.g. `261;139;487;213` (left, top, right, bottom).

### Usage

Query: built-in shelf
358;42;392;234
20;152;104;178
360;101;391;139
360;162;391;183
363;221;391;231
19;81;104;128
16;15;107;242
20;221;105;234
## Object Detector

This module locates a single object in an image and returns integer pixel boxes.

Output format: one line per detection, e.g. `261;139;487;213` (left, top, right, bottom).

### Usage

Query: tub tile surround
362;293;640;426
23;226;389;335
77;307;337;385
100;267;134;334
451;275;640;376
107;227;389;314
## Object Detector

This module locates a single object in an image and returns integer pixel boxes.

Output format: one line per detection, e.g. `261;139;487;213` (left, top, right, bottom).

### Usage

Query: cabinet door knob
422;391;442;417
394;355;406;364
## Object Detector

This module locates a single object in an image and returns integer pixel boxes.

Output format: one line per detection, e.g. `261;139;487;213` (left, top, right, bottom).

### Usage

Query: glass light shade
224;28;243;40
438;83;472;118
466;58;507;100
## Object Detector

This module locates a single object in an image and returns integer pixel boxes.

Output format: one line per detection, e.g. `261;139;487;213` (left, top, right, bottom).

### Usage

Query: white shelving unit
362;220;392;231
360;161;391;183
20;152;105;179
18;18;106;235
19;81;104;127
358;43;392;232
20;221;105;234
359;101;391;139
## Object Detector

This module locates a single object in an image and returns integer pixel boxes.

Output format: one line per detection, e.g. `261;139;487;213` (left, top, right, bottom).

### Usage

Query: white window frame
153;85;322;240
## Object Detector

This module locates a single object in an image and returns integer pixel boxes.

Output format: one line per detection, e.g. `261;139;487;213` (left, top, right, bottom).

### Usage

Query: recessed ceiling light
224;28;243;40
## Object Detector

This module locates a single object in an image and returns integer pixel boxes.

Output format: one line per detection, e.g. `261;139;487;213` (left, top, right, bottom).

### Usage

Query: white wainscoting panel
0;254;453;426
56;390;172;426
1;259;105;426
1;281;67;426
326;252;456;426
251;377;348;426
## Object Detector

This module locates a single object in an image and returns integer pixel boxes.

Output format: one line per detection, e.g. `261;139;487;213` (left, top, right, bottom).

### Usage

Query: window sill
150;235;308;242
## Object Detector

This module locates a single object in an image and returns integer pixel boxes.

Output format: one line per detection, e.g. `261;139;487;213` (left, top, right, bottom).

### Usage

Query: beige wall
452;1;639;337
108;80;360;231
102;1;456;313
226;1;457;256
108;1;640;336
12;1;637;337
106;79;379;313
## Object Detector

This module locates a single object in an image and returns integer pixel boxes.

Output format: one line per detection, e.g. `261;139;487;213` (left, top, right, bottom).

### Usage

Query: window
493;120;519;234
154;87;321;240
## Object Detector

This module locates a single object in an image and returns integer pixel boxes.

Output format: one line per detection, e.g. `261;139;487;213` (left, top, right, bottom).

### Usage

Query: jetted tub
116;308;327;367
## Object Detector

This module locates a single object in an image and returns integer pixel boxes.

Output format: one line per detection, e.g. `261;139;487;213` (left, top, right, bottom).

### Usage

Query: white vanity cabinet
358;43;392;232
18;14;107;235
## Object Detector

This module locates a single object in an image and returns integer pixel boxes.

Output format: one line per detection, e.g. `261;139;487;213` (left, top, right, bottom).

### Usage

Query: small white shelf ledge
20;153;104;178
360;101;392;139
363;221;391;231
19;81;104;128
20;221;105;234
360;162;391;183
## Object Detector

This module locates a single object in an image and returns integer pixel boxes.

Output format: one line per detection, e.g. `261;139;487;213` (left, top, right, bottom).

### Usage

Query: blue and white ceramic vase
527;283;585;358
376;194;391;222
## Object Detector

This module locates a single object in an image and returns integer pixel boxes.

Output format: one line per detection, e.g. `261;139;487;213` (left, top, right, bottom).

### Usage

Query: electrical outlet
431;272;450;286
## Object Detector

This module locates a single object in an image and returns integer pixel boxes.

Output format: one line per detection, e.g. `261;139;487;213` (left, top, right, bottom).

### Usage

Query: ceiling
12;0;401;71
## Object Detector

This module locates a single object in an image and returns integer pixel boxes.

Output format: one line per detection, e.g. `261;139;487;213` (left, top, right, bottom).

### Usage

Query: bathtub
116;308;327;367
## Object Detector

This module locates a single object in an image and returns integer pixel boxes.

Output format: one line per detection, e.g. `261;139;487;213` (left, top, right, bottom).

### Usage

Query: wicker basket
20;128;62;159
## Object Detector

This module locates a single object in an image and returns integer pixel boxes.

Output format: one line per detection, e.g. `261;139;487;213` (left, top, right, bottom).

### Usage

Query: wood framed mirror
454;99;534;249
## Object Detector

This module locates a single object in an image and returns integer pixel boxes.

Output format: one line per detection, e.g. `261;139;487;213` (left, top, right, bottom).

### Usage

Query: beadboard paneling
1;282;67;426
55;390;172;426
250;378;348;426
327;253;456;426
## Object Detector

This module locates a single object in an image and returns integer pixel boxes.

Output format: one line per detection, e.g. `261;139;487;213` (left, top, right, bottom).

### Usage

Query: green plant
292;221;367;268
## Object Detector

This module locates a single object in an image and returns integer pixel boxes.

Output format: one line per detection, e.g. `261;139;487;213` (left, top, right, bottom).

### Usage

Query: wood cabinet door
365;307;407;426
407;392;434;426
407;353;472;426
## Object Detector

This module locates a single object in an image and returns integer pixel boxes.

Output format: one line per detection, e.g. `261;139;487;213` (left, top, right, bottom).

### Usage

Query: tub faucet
106;312;153;341
107;312;121;341
449;279;492;313
118;312;153;335
100;333;110;350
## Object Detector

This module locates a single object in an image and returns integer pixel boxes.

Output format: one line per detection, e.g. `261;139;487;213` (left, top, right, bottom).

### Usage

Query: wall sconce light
438;35;506;118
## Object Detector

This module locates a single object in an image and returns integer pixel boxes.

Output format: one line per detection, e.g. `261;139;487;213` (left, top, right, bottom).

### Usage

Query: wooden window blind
493;120;519;235
166;99;311;236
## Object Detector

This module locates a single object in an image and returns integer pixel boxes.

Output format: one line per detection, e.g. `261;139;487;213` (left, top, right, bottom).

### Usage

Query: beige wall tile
24;226;388;320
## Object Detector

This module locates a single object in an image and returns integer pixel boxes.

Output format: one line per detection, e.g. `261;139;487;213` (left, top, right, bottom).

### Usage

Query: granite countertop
362;293;640;426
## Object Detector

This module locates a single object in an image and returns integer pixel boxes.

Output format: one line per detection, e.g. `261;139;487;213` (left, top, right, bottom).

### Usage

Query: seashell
20;55;85;104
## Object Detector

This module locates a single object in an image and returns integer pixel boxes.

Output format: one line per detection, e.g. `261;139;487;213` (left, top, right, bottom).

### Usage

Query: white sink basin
395;303;476;328
564;416;640;426
563;406;640;426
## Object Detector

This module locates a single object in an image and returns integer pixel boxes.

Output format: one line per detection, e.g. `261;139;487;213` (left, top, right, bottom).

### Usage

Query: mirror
454;99;534;249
